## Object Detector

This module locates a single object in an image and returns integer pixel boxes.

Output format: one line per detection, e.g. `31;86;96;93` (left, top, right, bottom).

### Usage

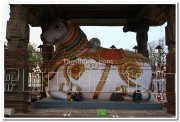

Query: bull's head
41;19;70;48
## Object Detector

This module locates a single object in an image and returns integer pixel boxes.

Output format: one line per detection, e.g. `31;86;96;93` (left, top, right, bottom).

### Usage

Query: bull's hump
99;48;124;60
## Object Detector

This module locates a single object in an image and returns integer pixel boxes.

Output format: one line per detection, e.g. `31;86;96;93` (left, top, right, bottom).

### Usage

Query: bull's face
42;20;68;46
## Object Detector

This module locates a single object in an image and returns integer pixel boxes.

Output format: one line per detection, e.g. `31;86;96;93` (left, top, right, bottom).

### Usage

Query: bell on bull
42;19;152;101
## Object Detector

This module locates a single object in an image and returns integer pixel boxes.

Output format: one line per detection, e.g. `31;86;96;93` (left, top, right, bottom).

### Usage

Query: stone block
6;20;29;40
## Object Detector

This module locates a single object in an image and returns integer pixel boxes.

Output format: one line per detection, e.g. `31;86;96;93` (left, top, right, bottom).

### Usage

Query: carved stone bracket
123;19;149;58
136;27;149;59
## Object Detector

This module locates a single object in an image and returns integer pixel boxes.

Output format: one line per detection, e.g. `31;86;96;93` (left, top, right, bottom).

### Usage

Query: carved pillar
165;6;175;115
39;34;54;71
5;4;29;111
42;45;54;68
136;27;149;58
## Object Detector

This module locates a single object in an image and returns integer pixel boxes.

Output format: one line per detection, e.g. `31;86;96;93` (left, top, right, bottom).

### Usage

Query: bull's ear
66;20;71;25
57;18;65;23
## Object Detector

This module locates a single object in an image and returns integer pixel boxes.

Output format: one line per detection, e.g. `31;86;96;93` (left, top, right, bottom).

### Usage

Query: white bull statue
42;20;152;100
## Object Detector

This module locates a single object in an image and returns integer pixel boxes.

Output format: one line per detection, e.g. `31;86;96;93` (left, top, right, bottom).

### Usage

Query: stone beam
25;4;168;27
70;19;128;26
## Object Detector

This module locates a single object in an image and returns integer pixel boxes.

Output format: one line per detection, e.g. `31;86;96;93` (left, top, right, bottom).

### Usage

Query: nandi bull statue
42;19;152;100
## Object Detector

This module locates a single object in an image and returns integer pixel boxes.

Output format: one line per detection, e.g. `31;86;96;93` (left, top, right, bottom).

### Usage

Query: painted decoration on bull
42;19;152;101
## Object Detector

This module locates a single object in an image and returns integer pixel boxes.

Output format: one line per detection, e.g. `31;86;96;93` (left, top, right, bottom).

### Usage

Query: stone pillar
38;33;54;97
5;4;29;112
42;45;54;68
136;27;149;59
39;34;54;71
165;6;175;115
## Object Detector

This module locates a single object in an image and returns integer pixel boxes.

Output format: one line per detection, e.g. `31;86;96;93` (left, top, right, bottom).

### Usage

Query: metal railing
4;67;175;103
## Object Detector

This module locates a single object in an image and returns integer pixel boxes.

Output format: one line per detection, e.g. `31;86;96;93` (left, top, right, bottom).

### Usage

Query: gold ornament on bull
118;62;142;86
68;64;85;80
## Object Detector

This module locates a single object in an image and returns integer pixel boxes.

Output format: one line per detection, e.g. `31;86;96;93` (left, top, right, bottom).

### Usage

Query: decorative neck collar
47;23;88;70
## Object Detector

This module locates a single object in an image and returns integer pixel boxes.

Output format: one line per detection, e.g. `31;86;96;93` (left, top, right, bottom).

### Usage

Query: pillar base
5;92;29;113
166;92;175;115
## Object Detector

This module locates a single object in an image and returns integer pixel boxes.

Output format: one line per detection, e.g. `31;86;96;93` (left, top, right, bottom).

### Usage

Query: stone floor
6;106;175;119
4;98;176;119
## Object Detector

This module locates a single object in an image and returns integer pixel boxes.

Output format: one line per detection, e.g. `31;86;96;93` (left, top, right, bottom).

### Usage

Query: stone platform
34;97;164;110
5;98;175;118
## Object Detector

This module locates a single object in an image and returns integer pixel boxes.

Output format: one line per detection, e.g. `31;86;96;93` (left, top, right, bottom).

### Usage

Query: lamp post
155;45;167;70
154;44;167;102
37;44;44;92
133;46;138;53
37;44;43;53
155;45;162;68
32;63;41;88
110;45;116;49
37;44;44;71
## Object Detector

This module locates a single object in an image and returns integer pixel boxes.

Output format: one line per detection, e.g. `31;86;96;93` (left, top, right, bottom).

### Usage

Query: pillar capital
165;6;175;46
9;5;28;20
122;19;150;58
6;5;29;43
166;6;175;24
123;18;150;33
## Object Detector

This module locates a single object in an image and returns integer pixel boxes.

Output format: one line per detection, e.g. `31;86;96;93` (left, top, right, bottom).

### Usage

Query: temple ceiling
20;4;174;27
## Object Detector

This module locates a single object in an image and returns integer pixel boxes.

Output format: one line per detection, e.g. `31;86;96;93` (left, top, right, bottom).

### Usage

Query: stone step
33;98;164;110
